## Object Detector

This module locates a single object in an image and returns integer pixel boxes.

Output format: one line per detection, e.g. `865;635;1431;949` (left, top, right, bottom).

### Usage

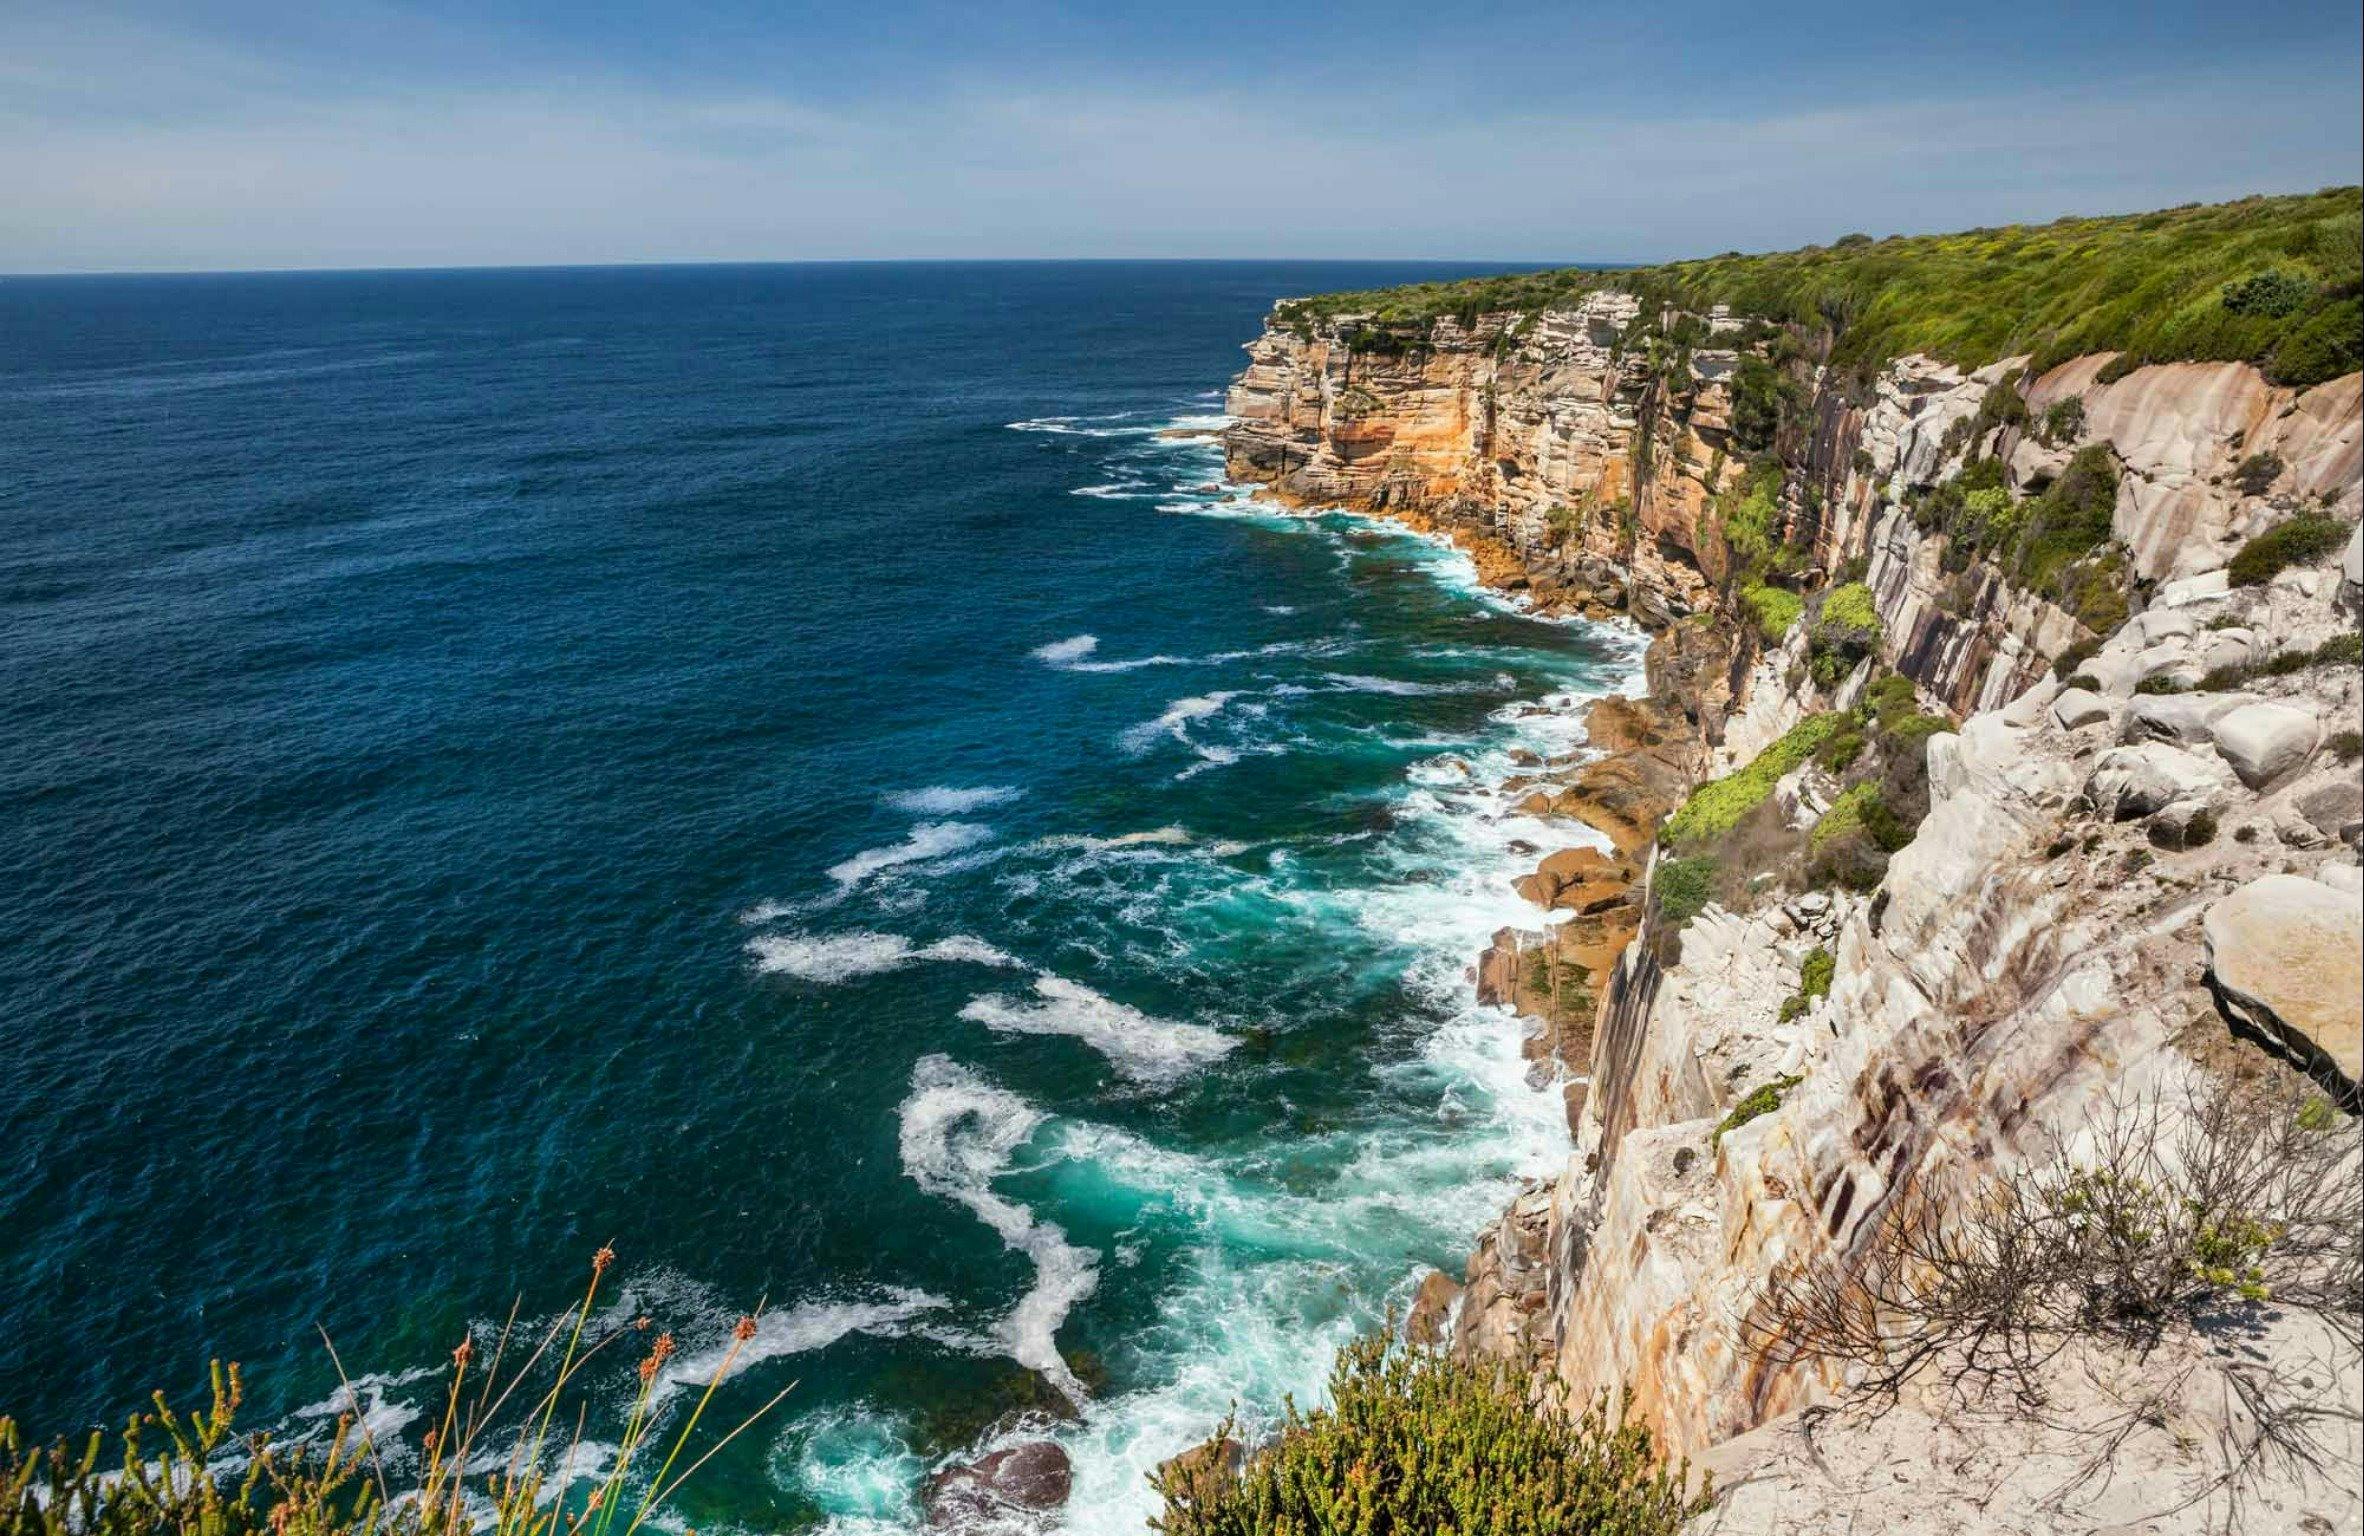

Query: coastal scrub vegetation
0;1250;783;1536
1712;1074;1802;1147
1274;188;2364;386
1807;583;1881;685
1756;1069;2362;1508
1907;445;2130;634
1151;1331;1706;1536
2227;511;2353;586
1662;714;1844;848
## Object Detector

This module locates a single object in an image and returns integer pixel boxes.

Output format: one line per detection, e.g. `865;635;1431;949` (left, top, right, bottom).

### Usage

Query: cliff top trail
1215;185;2363;1535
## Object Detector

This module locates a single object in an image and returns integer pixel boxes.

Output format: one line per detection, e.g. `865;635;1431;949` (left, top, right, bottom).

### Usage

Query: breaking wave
958;974;1237;1086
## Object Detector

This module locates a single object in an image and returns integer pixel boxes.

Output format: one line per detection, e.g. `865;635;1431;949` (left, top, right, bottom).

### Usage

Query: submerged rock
923;1441;1073;1530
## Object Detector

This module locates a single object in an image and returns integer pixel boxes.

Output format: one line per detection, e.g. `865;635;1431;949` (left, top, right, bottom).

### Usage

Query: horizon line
1;255;1634;283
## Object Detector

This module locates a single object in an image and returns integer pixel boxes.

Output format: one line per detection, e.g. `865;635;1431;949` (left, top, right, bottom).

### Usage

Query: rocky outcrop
2205;873;2364;1103
1223;288;2364;1531
923;1440;1072;1531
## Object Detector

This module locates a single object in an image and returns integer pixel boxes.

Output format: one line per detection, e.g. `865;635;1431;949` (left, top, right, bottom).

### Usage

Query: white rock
2156;568;2230;607
2318;861;2363;896
2203;873;2362;1090
2208;701;2320;789
2083;743;2232;820
2122;691;2254;746
2050;687;2111;730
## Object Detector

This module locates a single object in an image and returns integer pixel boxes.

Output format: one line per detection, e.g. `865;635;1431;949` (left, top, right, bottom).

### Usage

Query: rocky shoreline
1212;276;2364;1533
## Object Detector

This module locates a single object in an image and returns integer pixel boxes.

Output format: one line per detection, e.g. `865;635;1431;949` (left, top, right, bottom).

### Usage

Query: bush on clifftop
1152;1332;1705;1536
1277;188;2364;386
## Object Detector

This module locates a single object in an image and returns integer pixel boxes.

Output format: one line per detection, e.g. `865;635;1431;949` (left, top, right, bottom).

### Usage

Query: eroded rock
2210;701;2320;789
2203;873;2363;1100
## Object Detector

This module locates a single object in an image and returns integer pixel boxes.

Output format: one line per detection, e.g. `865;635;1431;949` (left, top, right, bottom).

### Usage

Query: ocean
0;262;1640;1532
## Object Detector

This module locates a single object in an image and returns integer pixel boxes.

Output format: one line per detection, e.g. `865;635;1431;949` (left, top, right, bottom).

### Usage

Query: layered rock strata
1224;296;2364;1532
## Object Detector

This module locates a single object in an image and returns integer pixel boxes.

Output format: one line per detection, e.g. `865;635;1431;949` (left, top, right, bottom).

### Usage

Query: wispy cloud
4;10;2357;272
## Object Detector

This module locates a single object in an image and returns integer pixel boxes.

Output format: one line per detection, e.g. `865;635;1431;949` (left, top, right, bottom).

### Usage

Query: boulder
1405;1268;1463;1347
2144;799;2219;851
2208;702;2320;789
921;1436;1073;1531
2122;691;2251;747
1475;928;1522;1008
2050;686;2111;731
2083;743;2230;820
2157;568;2231;607
924;1441;1073;1530
1155;1436;1244;1514
2294;774;2364;848
2203;874;2363;1102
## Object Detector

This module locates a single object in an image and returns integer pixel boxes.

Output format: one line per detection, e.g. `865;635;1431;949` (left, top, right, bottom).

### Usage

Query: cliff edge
1223;190;2364;1534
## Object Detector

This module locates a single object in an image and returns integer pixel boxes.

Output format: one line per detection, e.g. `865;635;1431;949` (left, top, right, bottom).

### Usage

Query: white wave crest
649;1289;946;1412
1031;633;1100;665
897;1056;1097;1404
883;784;1020;815
1037;825;1193;853
1118;692;1235;756
826;821;993;887
959;975;1235;1086
747;930;1020;983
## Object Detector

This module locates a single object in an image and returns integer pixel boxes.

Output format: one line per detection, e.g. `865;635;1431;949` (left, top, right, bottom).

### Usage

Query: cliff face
1227;313;2362;713
1226;296;2364;1529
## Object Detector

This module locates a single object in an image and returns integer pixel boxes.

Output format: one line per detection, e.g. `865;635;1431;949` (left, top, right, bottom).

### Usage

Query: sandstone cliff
1225;281;2364;1533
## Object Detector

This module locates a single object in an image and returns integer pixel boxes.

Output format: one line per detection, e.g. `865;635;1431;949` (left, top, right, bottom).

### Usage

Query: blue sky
6;1;2360;272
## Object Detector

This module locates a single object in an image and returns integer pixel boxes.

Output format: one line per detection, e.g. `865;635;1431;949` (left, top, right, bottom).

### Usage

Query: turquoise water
0;263;1639;1531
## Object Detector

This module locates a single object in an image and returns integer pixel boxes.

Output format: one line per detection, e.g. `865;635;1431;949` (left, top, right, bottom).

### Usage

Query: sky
4;1;2361;273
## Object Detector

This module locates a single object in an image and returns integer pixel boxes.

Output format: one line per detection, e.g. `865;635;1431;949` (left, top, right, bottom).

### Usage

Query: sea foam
747;930;1020;983
825;821;993;888
958;974;1236;1086
882;784;1020;815
897;1056;1097;1405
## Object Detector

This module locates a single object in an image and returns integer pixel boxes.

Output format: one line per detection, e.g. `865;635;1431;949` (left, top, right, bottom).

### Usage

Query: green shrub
2315;630;2362;665
1861;672;1918;722
1663;715;1845;847
1741;581;1805;642
1545;503;1581;541
2014;445;2122;595
2231;452;2285;496
1885;711;1952;748
1972;382;2029;437
2052;637;2103;678
1717;466;1788;577
2328;729;2363;763
1778;946;1837;1022
1713;1075;1803;1146
1154;1332;1706;1536
1809;583;1882;684
2220;268;2316;318
1654;855;1720;928
1731;355;1804;454
2038;397;2086;446
2266;296;2364;387
1816;725;1865;772
2135;673;2189;695
2228;513;2353;586
1812;781;1883;849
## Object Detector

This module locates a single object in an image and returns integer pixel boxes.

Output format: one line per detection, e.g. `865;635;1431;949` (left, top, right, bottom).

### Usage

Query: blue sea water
0;262;1639;1532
